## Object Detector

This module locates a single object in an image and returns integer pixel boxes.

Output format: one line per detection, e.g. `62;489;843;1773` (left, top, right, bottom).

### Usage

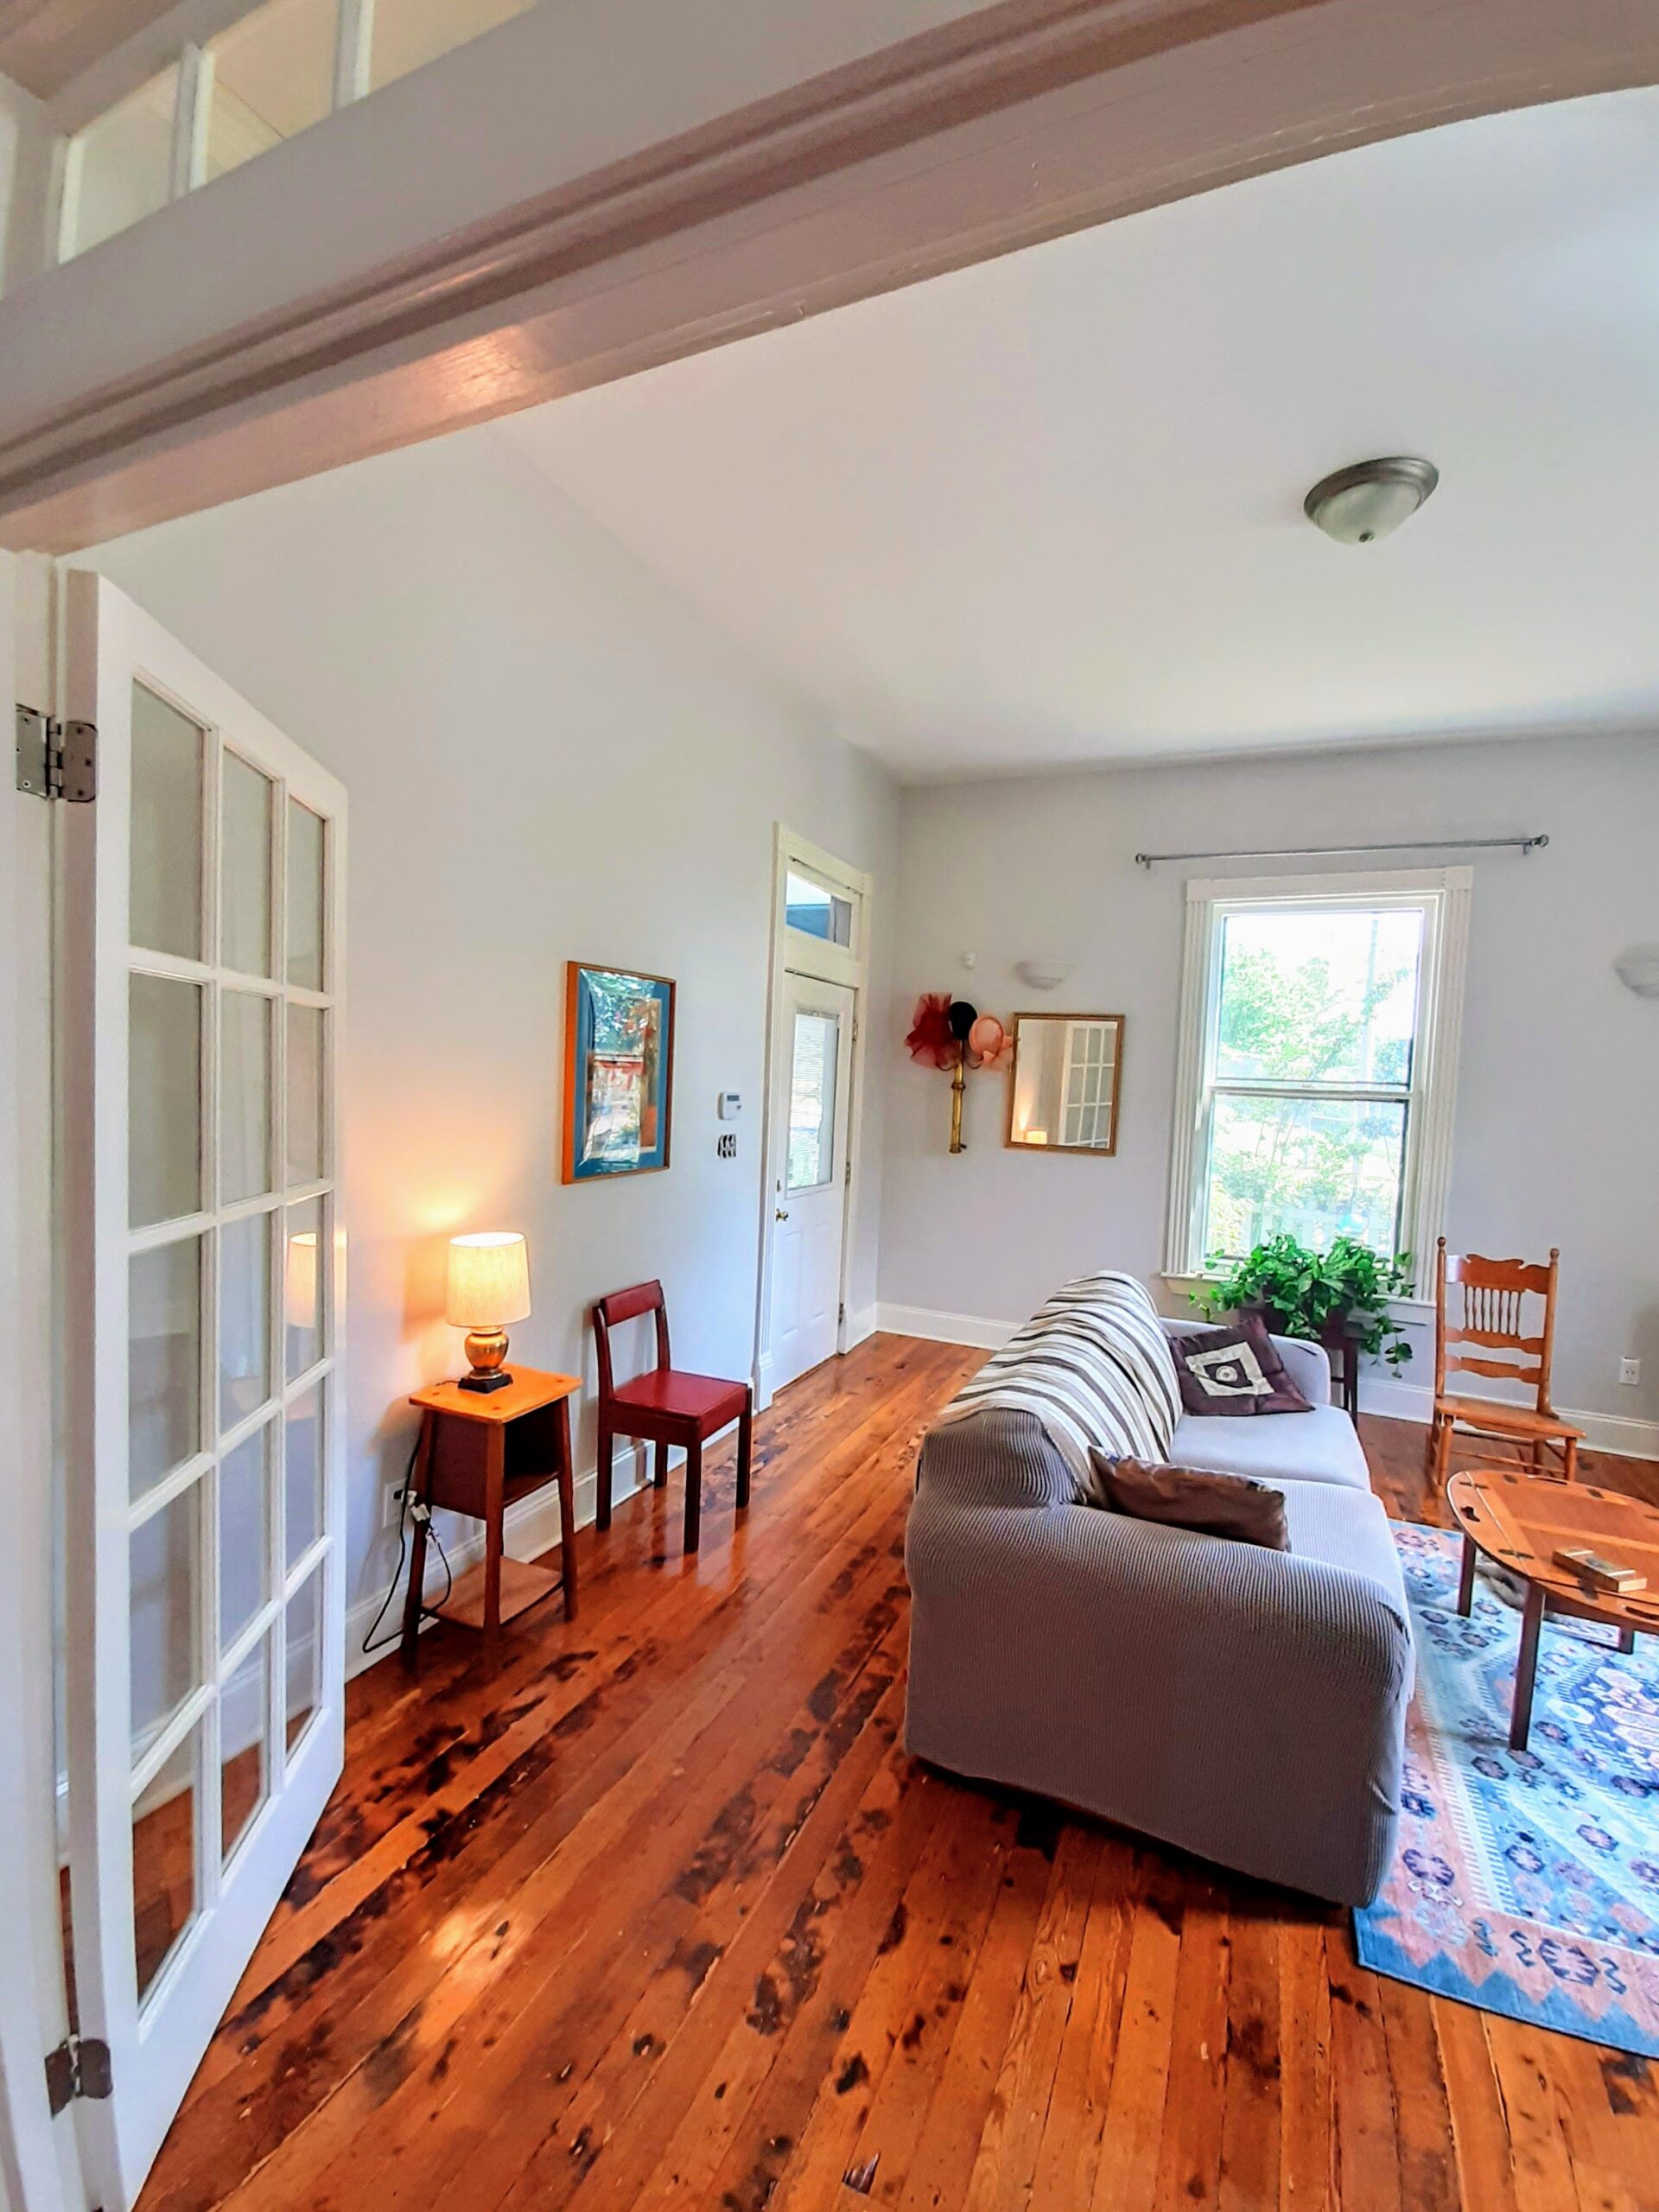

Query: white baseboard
346;1443;662;1682
843;1304;880;1351
874;1302;1015;1352
874;1303;1659;1462
1357;1376;1659;1462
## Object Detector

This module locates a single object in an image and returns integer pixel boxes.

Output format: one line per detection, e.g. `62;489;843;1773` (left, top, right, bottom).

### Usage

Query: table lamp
285;1230;318;1331
447;1231;531;1393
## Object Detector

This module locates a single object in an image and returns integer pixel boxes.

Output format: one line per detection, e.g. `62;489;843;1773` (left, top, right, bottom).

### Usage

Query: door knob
775;1207;790;1221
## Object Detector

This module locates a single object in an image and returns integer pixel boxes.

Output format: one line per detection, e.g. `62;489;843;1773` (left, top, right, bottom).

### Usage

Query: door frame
753;825;870;1413
0;554;90;2212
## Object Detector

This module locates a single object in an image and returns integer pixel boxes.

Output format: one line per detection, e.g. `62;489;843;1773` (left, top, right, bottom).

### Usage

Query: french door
60;574;347;2208
766;973;855;1393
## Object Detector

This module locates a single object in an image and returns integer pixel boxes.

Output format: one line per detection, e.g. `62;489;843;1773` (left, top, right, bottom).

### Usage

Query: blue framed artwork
562;963;676;1182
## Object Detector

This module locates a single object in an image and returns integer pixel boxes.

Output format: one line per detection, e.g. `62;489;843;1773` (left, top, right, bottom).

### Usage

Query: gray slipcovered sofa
904;1320;1412;1905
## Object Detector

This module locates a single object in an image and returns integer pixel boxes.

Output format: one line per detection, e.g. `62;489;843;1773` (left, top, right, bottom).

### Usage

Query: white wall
84;423;897;1645
879;732;1659;1440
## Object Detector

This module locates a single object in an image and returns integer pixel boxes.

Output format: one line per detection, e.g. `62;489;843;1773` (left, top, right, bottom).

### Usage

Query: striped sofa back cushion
933;1271;1181;1497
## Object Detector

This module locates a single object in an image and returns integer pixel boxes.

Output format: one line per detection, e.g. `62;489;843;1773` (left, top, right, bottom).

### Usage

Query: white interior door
766;974;855;1394
60;573;347;2209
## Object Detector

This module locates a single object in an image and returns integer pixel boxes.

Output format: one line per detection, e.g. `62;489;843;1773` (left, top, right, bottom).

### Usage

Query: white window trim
1161;866;1471;1303
753;824;873;1408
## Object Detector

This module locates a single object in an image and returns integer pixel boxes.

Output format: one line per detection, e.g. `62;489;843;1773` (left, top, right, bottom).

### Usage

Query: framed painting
563;963;676;1182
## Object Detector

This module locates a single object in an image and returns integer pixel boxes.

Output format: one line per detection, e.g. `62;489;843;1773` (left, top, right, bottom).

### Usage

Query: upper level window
1164;870;1471;1281
371;0;534;92
205;0;339;183
57;0;536;264
68;65;181;258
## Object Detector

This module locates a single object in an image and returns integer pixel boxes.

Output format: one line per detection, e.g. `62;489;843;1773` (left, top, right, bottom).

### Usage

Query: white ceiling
499;89;1659;782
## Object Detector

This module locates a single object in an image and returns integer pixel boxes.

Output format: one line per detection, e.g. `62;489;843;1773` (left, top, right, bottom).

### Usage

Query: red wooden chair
593;1280;753;1553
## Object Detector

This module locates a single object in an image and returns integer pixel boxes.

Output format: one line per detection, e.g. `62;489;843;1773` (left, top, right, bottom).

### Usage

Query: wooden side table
400;1365;581;1669
1447;1468;1657;1750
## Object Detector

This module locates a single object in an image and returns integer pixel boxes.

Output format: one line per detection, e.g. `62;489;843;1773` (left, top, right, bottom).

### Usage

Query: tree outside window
1199;906;1424;1262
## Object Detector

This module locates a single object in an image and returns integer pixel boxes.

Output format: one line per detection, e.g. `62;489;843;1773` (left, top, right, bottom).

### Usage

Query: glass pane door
785;1010;839;1192
61;574;347;2209
1061;1020;1116;1149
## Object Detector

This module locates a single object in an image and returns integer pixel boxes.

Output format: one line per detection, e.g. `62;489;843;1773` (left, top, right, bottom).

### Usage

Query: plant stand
1319;1319;1362;1425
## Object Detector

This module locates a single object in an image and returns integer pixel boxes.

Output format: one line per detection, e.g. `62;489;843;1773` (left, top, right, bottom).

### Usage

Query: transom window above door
1164;870;1471;1283
784;867;854;951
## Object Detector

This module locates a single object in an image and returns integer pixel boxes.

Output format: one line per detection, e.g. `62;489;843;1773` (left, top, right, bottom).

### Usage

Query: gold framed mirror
1005;1012;1125;1155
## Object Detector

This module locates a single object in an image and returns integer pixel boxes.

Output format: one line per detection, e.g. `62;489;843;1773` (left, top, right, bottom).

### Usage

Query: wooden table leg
1457;1532;1477;1618
399;1415;435;1669
482;1424;505;1670
736;1395;753;1512
1510;1582;1546;1751
556;1395;578;1621
683;1438;702;1554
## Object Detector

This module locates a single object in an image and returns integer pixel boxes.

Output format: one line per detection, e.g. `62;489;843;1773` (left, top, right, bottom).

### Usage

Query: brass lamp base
458;1326;513;1394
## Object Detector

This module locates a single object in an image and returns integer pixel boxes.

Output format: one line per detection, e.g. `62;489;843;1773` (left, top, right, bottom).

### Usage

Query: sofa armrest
1160;1314;1331;1407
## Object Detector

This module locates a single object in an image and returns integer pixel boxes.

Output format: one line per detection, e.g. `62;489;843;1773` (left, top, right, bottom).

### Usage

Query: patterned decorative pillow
1089;1453;1291;1549
1165;1314;1313;1416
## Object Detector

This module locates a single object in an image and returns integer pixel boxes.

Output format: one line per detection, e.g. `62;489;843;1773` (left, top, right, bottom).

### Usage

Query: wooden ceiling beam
2;0;1657;553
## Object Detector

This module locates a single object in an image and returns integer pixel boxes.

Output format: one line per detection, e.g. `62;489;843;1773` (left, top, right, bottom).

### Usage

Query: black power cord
360;1433;454;1658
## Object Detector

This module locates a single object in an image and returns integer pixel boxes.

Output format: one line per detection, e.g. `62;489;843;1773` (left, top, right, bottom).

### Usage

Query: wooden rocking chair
1424;1238;1583;1493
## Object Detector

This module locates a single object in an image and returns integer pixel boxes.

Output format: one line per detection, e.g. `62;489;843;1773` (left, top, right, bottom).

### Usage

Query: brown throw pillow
1090;1453;1291;1550
1166;1314;1313;1416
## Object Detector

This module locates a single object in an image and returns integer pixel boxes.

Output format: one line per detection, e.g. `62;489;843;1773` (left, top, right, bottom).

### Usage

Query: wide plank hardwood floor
142;1332;1659;2212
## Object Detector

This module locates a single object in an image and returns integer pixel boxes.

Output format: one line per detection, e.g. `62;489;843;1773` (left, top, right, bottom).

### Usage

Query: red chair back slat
593;1279;671;1402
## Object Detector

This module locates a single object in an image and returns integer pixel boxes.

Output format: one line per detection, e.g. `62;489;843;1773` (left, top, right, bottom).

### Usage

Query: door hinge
16;706;98;803
838;1302;846;1325
45;2035;112;2114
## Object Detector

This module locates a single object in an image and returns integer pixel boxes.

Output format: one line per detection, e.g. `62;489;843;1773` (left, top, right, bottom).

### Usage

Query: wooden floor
142;1334;1659;2212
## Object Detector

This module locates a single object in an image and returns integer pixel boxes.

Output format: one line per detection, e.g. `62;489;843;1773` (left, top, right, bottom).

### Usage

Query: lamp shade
446;1232;531;1328
285;1230;319;1331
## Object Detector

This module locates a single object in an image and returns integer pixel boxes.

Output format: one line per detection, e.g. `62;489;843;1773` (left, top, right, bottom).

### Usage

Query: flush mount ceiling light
1304;456;1440;544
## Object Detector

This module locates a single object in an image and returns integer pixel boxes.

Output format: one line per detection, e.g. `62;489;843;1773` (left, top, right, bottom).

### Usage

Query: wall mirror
1005;1013;1125;1155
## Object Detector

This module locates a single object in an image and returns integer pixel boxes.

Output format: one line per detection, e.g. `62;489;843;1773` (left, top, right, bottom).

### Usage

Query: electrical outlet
717;1131;737;1160
1619;1356;1642;1388
385;1479;407;1529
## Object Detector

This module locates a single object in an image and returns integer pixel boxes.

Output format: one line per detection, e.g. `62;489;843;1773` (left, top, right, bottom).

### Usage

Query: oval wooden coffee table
1446;1468;1659;1750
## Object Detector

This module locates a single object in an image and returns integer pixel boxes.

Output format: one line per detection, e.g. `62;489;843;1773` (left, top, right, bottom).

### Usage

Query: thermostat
717;1092;742;1120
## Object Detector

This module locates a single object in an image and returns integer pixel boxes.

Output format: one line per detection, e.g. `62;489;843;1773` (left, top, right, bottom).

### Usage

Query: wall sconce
1615;944;1659;998
1016;958;1071;991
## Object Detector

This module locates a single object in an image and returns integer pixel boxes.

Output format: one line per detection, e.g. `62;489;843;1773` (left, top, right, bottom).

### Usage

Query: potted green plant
1193;1233;1415;1376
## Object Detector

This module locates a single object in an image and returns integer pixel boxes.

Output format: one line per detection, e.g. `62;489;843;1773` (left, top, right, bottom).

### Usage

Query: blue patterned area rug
1354;1522;1659;2056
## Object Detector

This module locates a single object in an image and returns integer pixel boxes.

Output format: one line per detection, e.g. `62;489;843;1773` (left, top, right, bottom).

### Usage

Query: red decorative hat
906;992;961;1070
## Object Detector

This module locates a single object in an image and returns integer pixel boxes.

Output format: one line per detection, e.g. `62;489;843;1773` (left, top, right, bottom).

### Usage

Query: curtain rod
1132;834;1548;869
